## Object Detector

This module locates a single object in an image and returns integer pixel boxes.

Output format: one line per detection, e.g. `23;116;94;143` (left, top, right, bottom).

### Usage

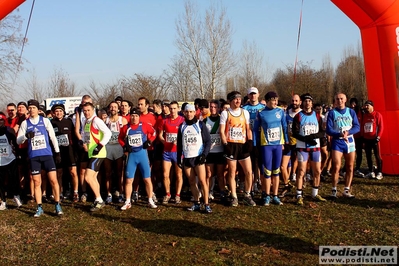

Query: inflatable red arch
2;0;399;174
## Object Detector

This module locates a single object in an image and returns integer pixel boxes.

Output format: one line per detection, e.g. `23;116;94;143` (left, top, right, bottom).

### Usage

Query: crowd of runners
0;88;384;216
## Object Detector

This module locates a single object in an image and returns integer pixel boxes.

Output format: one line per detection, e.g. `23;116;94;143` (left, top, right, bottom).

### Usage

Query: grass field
1;175;398;265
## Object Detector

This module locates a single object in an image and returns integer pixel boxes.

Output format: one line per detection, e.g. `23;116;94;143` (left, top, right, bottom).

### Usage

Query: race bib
109;132;120;144
364;122;373;133
229;127;243;141
303;124;317;136
210;134;221;147
128;134;142;147
57;134;69;147
0;146;9;157
31;135;47;150
185;133;198;144
165;133;177;143
267;127;280;142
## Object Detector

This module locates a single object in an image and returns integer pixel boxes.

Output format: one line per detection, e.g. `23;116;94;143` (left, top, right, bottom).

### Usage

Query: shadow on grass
332;198;398;209
92;212;314;254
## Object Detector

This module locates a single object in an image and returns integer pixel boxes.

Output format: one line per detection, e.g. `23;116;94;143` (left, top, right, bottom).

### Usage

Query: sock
54;201;59;205
125;198;131;204
245;191;251;197
176;193;180;197
148;198;154;204
96;197;103;203
312;187;318;197
167;192;171;197
262;191;267;198
344;186;350;192
332;186;337;192
108;193;112;197
296;189;303;198
38;204;42;208
74;190;78;193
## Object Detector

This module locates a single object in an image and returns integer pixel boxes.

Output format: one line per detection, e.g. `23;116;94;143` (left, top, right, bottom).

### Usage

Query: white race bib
229;127;243;141
31;135;47;150
109;132;120;144
128;134;142;147
56;134;69;147
0;146;9;157
364;122;373;133
303;124;317;136
267;127;280;142
165;133;177;143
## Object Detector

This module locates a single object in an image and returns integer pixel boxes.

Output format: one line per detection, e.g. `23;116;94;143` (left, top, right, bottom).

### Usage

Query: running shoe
34;206;44;217
13;195;22;207
204;205;212;214
312;194;327;202
355;170;365;178
162;195;171;204
263;195;271;206
90;201;105;212
174;195;181;204
148;201;158;209
231;197;239;207
121;201;131;211
375;172;383;180
279;183;294;198
342;190;355;198
152;193;158;203
365;172;376;179
132;191;138;203
243;195;256;206
55;204;63;215
187;203;201;211
105;194;113;204
0;202;6;210
330;189;337;199
272;196;283;205
296;196;304;206
72;192;79;203
118;194;125;203
80;193;88;203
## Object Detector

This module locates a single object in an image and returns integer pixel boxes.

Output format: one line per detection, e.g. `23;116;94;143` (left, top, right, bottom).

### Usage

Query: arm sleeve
325;111;340;138
16;120;28;145
348;109;360;136
281;110;289;143
145;124;157;143
200;121;211;156
376;112;384;138
118;124;127;147
177;125;183;161
94;117;112;146
252;111;260;146
292;113;307;141
45;118;60;153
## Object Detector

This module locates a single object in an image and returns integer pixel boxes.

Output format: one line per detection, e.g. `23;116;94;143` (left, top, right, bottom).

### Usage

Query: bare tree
23;68;46;102
166;55;196;101
0;12;24;102
125;73;171;103
174;0;234;99
48;67;79;98
238;40;265;91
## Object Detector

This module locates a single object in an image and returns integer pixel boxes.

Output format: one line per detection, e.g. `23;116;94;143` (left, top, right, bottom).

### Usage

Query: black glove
196;154;206;165
78;139;84;147
124;145;132;153
92;143;103;156
223;144;232;157
55;152;62;164
244;140;253;153
143;140;152;149
25;131;35;139
304;135;317;146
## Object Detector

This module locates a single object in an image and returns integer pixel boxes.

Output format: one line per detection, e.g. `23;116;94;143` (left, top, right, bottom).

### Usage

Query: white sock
312;187;318;197
96;197;103;203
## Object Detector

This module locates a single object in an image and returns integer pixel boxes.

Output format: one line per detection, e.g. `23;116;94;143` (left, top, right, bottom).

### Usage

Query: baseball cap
264;91;278;101
248;87;259;94
364;100;374;106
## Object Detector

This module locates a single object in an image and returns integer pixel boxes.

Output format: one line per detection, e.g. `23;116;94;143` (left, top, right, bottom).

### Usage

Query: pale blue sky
11;0;360;97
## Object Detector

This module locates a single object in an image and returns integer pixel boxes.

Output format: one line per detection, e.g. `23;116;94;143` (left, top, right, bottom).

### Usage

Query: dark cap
265;91;278;101
300;93;313;102
27;99;40;109
364;100;374;106
17;101;28;108
130;108;141;115
199;99;209;108
115;96;123;102
51;104;65;113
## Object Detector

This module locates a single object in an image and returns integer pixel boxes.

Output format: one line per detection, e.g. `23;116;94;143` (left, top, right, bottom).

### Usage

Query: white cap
248;87;259;94
184;104;196;111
